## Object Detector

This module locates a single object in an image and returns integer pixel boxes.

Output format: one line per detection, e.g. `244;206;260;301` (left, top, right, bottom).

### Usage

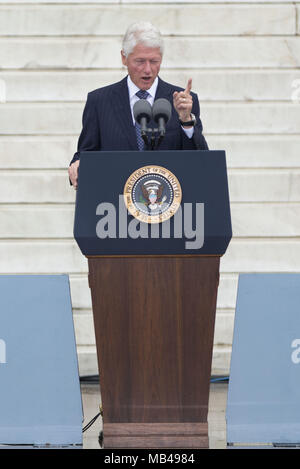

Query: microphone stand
150;130;156;150
140;117;150;149
143;124;166;151
156;117;166;149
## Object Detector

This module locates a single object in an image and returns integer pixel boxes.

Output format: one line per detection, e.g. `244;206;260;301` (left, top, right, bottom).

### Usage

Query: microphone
133;99;152;142
152;98;172;138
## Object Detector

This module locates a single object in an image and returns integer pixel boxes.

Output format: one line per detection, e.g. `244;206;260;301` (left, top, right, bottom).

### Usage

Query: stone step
1;70;299;102
0;171;76;203
76;346;98;378
1;102;300;135
0;136;76;168
0;203;299;238
0;4;294;36
73;313;95;346
226;169;300;202
69;274;91;309
0;135;299;169
208;135;300;168
202;103;300;134
0;37;299;69
221;238;300;273
212;346;232;376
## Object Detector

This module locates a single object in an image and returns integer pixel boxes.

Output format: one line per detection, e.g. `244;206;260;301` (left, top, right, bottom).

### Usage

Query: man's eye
135;60;160;65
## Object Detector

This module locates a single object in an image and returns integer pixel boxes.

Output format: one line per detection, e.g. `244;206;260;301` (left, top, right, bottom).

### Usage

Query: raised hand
173;78;193;123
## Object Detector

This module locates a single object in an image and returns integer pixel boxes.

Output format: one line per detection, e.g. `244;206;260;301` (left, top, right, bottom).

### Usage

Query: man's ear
121;50;127;67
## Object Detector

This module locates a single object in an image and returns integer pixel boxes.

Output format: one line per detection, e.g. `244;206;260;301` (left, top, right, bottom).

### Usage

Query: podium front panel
74;150;232;256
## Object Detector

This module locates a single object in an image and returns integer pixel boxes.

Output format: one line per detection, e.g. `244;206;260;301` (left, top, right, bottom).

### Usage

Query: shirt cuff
181;126;194;139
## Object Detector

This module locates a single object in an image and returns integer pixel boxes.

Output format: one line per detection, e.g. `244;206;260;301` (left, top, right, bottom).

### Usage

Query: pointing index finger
185;78;192;95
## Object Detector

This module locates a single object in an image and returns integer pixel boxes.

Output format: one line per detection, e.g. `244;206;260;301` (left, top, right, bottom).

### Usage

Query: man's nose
143;61;152;74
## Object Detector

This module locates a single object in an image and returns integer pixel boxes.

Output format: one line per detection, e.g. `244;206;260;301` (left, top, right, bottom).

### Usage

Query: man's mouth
141;77;152;82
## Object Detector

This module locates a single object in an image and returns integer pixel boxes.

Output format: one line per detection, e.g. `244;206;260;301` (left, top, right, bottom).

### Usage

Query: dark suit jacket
70;76;208;165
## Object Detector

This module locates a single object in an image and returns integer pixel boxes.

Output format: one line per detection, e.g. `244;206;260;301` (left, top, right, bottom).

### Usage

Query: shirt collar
127;75;158;99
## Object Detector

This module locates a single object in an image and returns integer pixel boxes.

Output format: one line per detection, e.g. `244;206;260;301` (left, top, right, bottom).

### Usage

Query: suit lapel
155;77;177;128
155;77;173;101
112;77;138;150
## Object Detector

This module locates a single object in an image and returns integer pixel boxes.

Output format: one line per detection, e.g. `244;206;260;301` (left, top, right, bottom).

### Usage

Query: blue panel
227;274;300;445
0;275;83;446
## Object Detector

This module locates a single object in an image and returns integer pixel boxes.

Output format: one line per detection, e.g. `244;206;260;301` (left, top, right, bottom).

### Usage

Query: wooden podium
74;150;231;448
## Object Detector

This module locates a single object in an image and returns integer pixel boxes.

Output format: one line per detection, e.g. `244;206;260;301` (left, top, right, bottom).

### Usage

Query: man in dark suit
69;22;208;188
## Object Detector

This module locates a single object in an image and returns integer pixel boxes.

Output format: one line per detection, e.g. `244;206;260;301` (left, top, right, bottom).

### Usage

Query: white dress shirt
127;75;194;139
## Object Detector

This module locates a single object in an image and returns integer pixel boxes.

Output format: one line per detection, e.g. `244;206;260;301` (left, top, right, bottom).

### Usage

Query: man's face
121;44;162;90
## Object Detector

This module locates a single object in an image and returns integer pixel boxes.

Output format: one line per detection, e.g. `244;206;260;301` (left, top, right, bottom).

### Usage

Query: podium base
104;423;208;449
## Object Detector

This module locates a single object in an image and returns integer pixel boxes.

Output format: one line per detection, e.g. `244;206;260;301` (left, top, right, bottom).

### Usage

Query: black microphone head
133;99;152;124
152;98;172;124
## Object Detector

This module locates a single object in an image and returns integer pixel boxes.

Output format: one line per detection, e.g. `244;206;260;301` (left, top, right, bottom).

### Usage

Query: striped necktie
135;90;150;151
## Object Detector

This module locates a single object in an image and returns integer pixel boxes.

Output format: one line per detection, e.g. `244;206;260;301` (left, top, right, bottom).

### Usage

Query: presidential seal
123;165;182;224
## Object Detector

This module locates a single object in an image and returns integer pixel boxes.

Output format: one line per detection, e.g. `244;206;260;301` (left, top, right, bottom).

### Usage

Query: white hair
122;22;164;57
